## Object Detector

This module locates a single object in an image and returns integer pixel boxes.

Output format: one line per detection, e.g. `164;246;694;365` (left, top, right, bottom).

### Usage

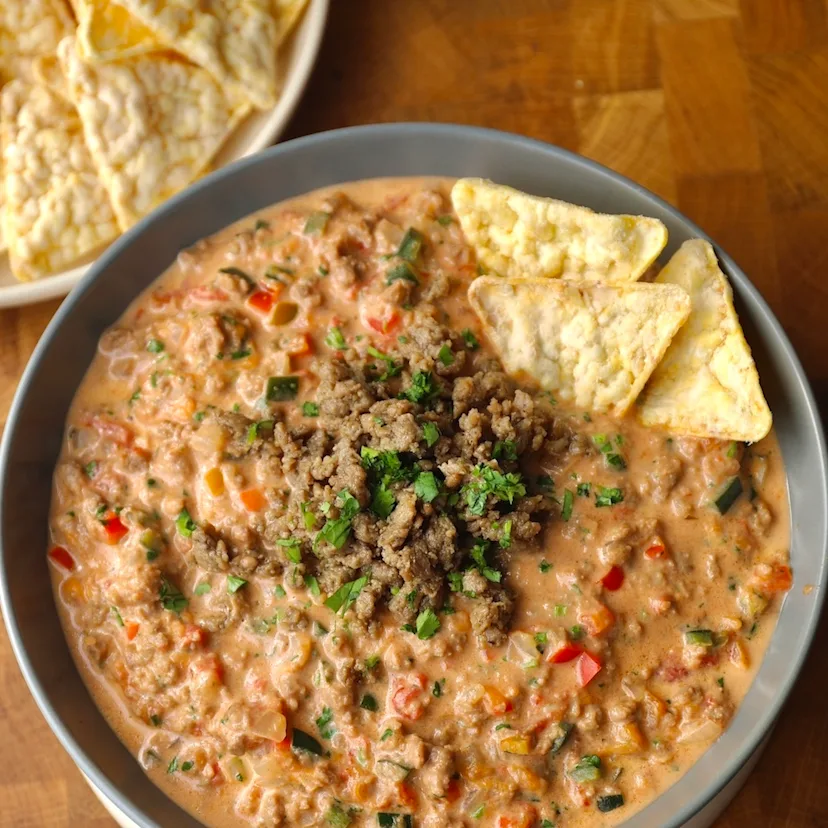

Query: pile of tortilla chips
455;178;772;443
0;0;307;282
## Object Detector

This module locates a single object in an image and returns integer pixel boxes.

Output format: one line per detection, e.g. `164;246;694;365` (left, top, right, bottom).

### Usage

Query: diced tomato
575;652;602;687
483;685;514;715
579;603;615;636
658;653;689;682
275;727;292;751
125;622;140;641
755;563;793;594
239;488;266;512
366;312;400;336
547;643;583;664
389;672;428;721
644;535;667;559
397;781;418;810
48;545;75;571
599;565;625;591
103;515;128;543
248;288;279;314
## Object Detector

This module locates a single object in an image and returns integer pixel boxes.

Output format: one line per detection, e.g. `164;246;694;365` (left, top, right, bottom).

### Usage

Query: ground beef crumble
193;305;572;644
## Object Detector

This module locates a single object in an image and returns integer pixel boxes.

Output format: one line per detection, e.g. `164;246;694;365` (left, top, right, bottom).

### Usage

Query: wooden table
2;0;827;824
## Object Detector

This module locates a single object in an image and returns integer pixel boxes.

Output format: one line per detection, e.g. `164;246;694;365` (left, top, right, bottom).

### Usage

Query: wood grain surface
2;0;827;825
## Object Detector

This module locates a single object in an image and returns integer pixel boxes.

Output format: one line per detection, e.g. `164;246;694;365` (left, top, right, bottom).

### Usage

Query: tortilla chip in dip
1;80;120;281
58;36;250;230
468;276;691;417
452;178;668;285
637;240;772;442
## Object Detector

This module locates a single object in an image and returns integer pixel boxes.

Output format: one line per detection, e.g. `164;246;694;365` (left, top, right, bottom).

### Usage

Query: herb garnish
159;577;188;614
324;574;369;614
399;370;440;405
461;465;526;515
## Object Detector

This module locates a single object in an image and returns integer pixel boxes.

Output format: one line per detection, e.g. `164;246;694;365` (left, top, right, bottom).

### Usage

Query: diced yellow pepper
204;467;225;496
500;734;531;755
608;721;647;755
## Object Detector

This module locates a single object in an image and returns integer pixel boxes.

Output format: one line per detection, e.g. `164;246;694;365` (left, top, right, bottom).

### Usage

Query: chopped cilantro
146;338;165;353
324;574;369;613
461;328;479;350
499;519;512;549
414;471;440;503
437;214;453;226
470;540;502;583
577;482;591;497
415;608;441;640
492;440;518;462
316;490;361;549
461;464;526;515
371;481;396;519
84;461;98;478
400;370;440;405
277;537;302;563
316;706;336;739
175;508;197;537
218;266;254;285
302;401;320;417
194;583;211;596
325;327;348;350
437;344;455;366
246;418;274;444
273;584;287;599
380;728;394;741
595;486;624;507
422;421;440;447
366;345;402;380
159;578;188;614
111;606;124;627
230;348;251;361
539;559;552;573
305;575;321;597
227;575;247;594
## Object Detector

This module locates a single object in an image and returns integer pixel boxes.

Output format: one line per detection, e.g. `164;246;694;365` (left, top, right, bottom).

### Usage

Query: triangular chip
110;0;306;109
637;240;772;442
1;80;120;281
73;0;163;62
468;276;691;416
452;178;668;285
0;0;75;84
58;36;250;230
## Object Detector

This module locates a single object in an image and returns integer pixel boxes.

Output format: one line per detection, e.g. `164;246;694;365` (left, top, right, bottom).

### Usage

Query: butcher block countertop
2;1;828;825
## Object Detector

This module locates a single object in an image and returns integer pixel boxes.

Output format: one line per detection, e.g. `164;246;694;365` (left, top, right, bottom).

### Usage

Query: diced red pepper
88;416;134;447
755;563;793;594
599;565;625;591
240;487;266;512
367;311;400;336
103;515;128;543
575;652;602;687
547;644;583;664
248;288;279;314
397;781;418;809
125;622;140;641
48;545;75;571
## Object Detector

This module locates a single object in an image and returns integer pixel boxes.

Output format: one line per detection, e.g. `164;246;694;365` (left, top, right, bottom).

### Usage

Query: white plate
0;0;329;310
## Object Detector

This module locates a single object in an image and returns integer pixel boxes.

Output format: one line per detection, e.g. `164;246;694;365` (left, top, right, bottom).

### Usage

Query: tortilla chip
1;80;119;281
58;36;250;230
468;276;691;417
0;0;75;84
111;0;307;109
637;240;772;442
452;178;668;285
74;0;163;62
30;54;71;100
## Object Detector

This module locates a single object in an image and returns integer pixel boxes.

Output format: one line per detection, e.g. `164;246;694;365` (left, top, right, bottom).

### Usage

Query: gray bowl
1;124;825;828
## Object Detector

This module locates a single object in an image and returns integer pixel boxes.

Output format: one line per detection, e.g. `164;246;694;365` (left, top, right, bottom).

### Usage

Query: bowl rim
1;122;826;828
0;0;330;311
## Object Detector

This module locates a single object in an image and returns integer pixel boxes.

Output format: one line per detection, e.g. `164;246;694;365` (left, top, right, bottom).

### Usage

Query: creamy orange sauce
48;179;790;828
